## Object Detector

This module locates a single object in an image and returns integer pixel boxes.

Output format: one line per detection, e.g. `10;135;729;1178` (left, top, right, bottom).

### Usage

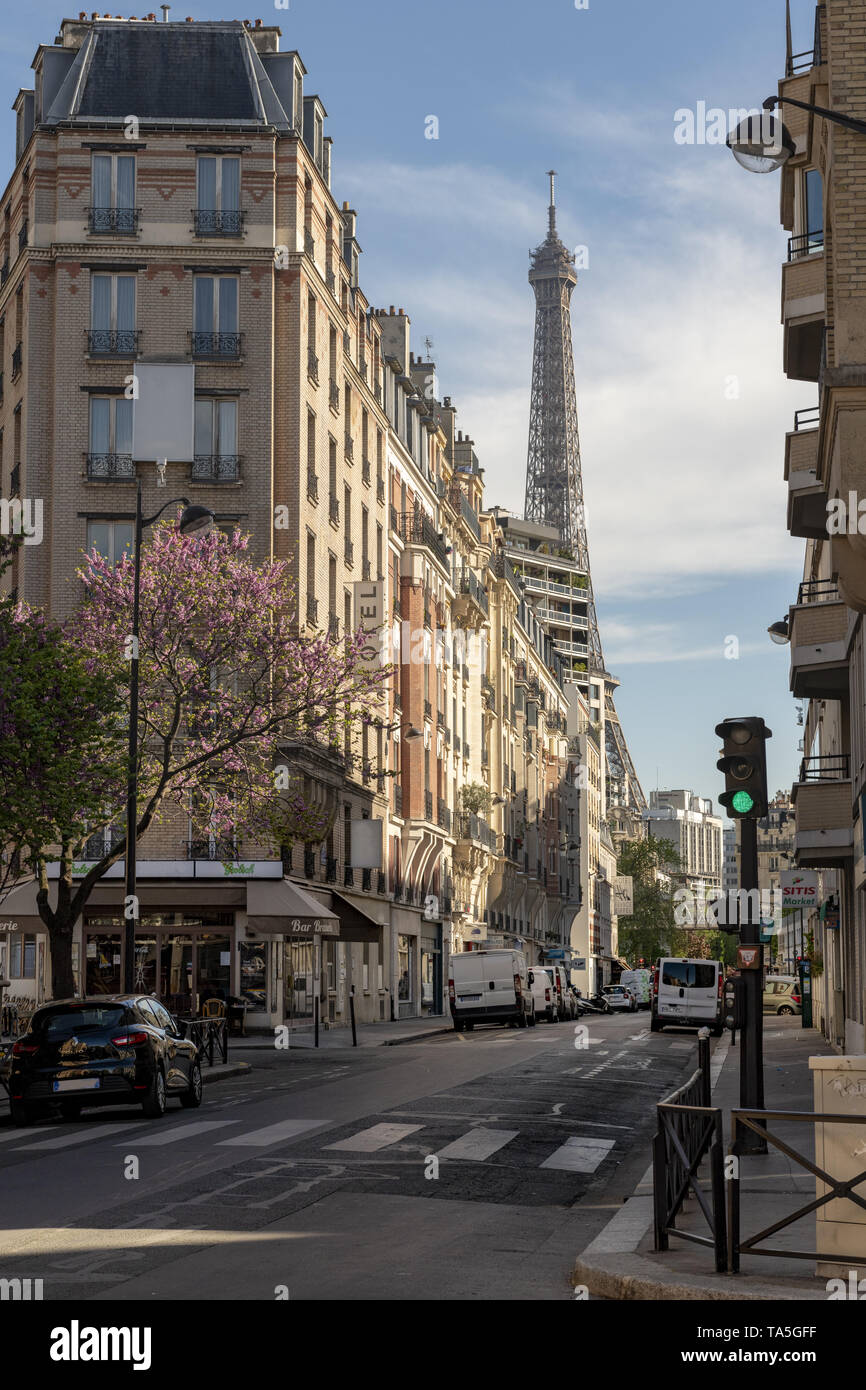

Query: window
10;933;36;978
86;518;133;567
804;168;823;252
90;153;136;233
193;397;238;481
195;156;242;235
90;273;136;354
192;275;239;356
88;396;134;479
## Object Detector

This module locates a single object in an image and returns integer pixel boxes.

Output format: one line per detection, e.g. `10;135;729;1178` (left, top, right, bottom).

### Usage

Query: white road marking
115;1120;238;1147
16;1121;148;1151
435;1127;519;1161
540;1136;616;1173
217;1118;329;1147
325;1122;423;1152
552;1102;565;1115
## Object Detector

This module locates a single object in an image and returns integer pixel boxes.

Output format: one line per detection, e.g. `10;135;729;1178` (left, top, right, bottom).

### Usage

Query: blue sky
2;0;821;804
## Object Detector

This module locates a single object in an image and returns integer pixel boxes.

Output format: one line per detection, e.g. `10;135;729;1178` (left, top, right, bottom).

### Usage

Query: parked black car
8;994;202;1125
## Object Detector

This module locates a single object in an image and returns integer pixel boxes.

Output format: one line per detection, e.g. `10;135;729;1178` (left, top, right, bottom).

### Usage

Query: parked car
544;963;575;1020
651;958;724;1036
763;977;802;1015
8;995;203;1125
619;968;651;1009
528;967;558;1022
449;950;535;1031
602;985;635;1012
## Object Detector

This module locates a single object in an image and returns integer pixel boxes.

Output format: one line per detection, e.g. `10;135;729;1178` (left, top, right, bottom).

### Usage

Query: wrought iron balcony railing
788;231;824;261
395;509;450;569
307;469;319;502
377;479;386;504
307;347;319;382
87;452;135;480
189;331;243;359
186;838;241;861
329;380;340;411
193;208;246;237
11;343;22;379
306;594;318;626
329;495;340;524
191;454;240;483
88;206;140;235
87;328;140;356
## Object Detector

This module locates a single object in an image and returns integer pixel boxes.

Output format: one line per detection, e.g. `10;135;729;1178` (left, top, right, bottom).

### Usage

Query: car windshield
33;1006;128;1039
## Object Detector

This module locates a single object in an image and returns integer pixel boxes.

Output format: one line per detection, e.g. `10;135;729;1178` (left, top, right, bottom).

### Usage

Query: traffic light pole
738;816;767;1153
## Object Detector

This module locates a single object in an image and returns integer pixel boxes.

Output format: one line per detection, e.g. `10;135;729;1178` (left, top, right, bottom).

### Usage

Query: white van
528;966;557;1022
620;968;651;1009
651;958;724;1036
449;950;535;1031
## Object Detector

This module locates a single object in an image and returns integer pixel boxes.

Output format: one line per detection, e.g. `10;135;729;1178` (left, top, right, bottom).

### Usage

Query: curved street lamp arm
763;93;866;139
142;495;191;529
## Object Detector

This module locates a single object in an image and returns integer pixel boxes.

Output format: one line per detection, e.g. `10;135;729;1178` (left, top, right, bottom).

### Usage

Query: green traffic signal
731;789;755;814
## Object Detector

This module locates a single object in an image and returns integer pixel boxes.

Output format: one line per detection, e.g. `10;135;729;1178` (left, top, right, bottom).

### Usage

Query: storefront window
131;937;157;994
284;941;314;1020
240;941;267;1011
196;934;231;1010
161;936;193;1016
86;934;121;995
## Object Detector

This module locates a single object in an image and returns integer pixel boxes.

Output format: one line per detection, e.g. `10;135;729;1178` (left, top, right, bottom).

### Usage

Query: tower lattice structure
524;172;646;813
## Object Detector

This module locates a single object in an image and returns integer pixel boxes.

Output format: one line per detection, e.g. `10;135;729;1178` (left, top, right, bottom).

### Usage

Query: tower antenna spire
547;168;556;236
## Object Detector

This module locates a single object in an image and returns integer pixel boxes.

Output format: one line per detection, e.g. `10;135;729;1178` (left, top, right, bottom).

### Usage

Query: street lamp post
122;483;214;994
727;95;866;174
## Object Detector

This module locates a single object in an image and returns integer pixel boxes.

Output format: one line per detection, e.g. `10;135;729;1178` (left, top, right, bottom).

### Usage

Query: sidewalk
575;1020;849;1300
228;1014;453;1051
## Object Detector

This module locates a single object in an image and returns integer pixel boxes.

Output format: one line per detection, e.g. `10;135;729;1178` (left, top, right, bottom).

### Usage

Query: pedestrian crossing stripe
325;1122;422;1152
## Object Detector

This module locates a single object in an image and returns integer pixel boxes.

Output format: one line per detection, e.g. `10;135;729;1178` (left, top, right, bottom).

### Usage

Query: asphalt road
0;1012;706;1301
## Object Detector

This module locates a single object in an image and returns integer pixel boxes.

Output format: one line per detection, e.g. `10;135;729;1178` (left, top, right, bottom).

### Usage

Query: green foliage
616;834;690;965
460;782;491;815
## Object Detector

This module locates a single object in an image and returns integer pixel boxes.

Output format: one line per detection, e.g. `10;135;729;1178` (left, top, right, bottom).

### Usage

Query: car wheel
180;1060;203;1109
516;1007;528;1029
464;1022;474;1031
141;1066;167;1119
650;1017;661;1033
10;1100;34;1126
603;1002;611;1014
778;1005;794;1016
528;1008;537;1027
453;1019;464;1032
59;1101;83;1121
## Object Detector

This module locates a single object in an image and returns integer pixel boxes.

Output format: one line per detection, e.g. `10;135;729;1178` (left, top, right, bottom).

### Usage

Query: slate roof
46;21;291;128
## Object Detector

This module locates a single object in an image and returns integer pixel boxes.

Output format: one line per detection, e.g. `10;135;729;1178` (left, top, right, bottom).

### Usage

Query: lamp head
767;618;790;645
178;504;215;536
727;107;795;173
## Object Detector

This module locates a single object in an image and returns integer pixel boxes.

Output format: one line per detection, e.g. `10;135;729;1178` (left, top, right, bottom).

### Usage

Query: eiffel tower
524;172;646;814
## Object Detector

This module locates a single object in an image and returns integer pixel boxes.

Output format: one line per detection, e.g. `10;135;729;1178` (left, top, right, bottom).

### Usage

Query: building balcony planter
789;580;848;699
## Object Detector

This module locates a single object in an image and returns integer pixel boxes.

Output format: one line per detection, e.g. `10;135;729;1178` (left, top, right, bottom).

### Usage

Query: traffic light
715;716;771;819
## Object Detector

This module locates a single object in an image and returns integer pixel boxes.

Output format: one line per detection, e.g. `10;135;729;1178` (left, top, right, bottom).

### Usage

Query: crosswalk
0;1114;621;1174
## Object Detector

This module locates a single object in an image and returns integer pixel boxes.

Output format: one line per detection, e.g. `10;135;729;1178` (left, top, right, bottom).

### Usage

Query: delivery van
528;966;557;1022
449;950;534;1031
620;968;651;1009
651;957;724;1035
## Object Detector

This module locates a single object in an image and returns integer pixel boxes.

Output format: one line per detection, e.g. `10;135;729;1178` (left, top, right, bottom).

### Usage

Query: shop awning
330;892;383;944
89;883;247;909
0;879;44;932
246;878;339;937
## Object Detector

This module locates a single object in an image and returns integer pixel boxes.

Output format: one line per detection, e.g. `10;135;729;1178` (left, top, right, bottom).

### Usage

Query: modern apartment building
644;790;723;904
0;14;585;1025
770;0;865;1050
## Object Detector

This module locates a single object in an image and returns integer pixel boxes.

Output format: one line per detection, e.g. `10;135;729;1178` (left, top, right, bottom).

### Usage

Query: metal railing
424;789;434;821
788;231;824;260
797;577;839;605
87;452;135;480
785;3;824;75
191;454;240;483
186;838;241;861
794;405;820;432
88;206;140;234
798;752;850;782
307;469;319;501
653;1032;726;1272
396;509;450;568
329;495;340;524
304;848;316;878
182;1015;228;1066
377;478;385;503
438;800;451;831
457;570;489;615
307;348;319;381
362;457;371;485
193;208;246;237
326;856;337;884
87;328;140;356
306;594;318;625
11;343;22;378
329;380;340;411
394;785;403;817
449;485;481;541
344;538;354;565
345;434;354;461
728;1104;866;1272
189;330;243;358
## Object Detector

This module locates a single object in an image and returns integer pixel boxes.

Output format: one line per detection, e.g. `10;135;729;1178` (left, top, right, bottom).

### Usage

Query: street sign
780;870;817;911
737;945;762;971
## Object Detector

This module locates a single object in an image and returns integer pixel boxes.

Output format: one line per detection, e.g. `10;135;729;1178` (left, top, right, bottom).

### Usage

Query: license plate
459;994;481;1002
52;1078;100;1093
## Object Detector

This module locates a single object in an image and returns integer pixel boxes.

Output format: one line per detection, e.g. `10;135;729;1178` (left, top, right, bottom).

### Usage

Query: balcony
191;454;240;483
304;229;315;258
0;258;8;285
785;407;825;539
424;699;432;721
329;380;340;412
377;478;385;504
344;538;354;566
87;452;135;481
362;457;371;486
453;569;489;627
11;343;22;379
395;509;450;571
193;208;246;237
10;463;20;496
448;485;481;541
362;559;371;580
17;221;27;253
307;469;319;502
425;790;434;821
326;856;337;884
782;239;825;381
789;579;848;699
87;328;140;357
328;613;339;639
187;838;241;862
438;800;452;832
394;785;403;817
377;869;387;894
306;594;318;626
792;754;853;867
786;1;823;73
307;348;319;383
189;331;243;360
326;268;336;295
329;495;340;525
88;206;140;235
455;813;496;855
344;865;354;887
345;434;354;462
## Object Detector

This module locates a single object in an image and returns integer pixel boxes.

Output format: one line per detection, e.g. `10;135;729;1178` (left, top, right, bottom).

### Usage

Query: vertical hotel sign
354;580;387;700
